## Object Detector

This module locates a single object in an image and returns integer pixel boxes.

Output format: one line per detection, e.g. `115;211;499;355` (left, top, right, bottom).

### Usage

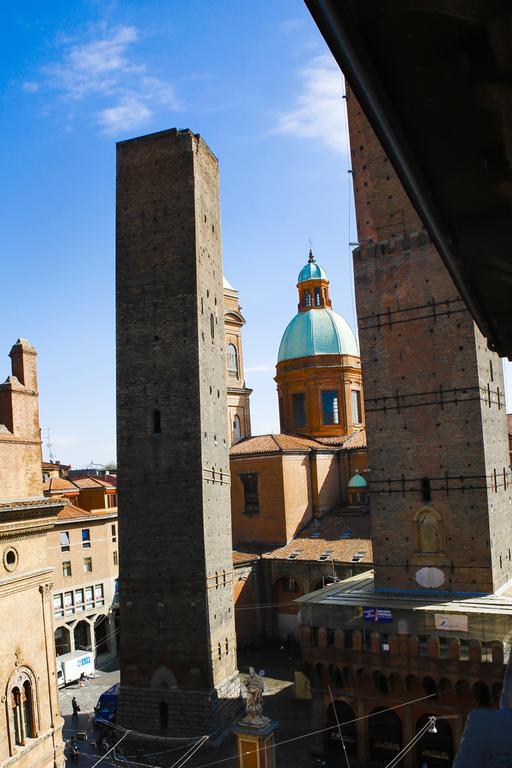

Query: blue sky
1;0;359;467
2;2;509;467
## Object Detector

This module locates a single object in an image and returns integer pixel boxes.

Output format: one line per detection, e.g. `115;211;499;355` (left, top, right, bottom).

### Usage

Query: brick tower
116;129;241;736
347;89;512;595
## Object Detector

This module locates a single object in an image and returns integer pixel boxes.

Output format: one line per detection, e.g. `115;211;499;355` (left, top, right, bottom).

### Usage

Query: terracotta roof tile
341;429;367;450
231;434;327;456
70;476;115;490
263;512;372;564
43;477;80;493
232;550;260;564
57;504;92;520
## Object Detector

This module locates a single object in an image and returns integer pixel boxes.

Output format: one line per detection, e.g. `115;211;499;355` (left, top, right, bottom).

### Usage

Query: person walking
71;696;80;719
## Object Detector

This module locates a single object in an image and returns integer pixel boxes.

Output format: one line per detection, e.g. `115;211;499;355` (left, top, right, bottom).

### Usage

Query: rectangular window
107;494;117;508
241;473;260;515
60;531;70;552
62;561;72;578
75;588;84;612
53;593;64;618
64;590;74;615
113;551;118;565
85;586;94;608
111;524;117;543
351;389;362;424
95;584;104;607
82;529;91;548
321;390;339;425
314;287;321;306
292;392;307;428
83;557;93;573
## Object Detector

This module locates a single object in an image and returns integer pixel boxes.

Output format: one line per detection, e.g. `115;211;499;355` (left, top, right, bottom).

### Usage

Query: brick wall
347;90;512;594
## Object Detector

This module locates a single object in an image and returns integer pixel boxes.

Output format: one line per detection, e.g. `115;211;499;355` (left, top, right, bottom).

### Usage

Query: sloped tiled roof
43;477;80;494
70;476;116;490
263;512;372;564
233;550;260;564
230;434;333;457
57;504;92;520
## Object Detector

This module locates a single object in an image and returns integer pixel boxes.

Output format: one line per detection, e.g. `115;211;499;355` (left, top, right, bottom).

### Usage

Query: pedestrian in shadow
72;697;80;720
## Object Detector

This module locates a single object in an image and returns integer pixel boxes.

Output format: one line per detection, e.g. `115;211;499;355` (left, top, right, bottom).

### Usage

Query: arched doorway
271;576;304;639
368;707;403;765
54;626;71;656
416;715;453;767
94;615;109;656
326;700;357;759
74;620;90;651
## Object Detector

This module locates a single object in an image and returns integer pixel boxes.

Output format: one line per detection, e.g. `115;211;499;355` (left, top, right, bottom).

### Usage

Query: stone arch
389;672;403;695
406;674;421;695
368;707;403;764
6;666;40;748
416;714;453;766
315;663;327;687
342;666;353;686
414;506;445;553
473;680;491;707
438;677;453;702
150;666;177;690
271;575;305;638
423;676;438;698
326;700;357;758
373;671;389;694
492;681;503;705
455;679;471;702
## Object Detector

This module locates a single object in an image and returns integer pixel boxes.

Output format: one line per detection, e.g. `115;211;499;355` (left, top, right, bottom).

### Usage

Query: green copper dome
348;470;368;489
277;308;359;363
298;260;327;283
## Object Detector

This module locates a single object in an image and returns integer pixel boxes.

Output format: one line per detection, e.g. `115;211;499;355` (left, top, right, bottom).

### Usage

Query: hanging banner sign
434;613;468;632
363;607;393;623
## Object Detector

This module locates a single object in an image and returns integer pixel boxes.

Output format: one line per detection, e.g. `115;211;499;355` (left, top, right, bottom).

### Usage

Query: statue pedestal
232;718;278;768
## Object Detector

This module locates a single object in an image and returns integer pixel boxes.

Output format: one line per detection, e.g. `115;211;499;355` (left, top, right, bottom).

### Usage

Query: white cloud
98;95;152;134
22;81;39;93
29;24;180;134
272;54;348;155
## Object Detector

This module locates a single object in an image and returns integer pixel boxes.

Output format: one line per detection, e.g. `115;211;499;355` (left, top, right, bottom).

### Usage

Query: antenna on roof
45;428;55;463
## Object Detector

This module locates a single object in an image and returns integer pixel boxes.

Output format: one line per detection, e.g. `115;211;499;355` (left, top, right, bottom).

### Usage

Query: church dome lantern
275;250;364;439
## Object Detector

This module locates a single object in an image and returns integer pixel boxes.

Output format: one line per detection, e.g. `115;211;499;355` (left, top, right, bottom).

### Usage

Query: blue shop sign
363;607;393;623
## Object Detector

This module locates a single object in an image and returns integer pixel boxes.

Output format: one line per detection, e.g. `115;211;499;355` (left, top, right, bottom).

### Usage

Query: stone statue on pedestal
241;667;270;727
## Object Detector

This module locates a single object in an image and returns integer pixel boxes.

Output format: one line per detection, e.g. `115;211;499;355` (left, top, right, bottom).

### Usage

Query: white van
56;650;95;688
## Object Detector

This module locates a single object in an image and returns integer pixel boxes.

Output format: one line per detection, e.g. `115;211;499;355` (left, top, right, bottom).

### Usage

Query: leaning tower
116;129;241;736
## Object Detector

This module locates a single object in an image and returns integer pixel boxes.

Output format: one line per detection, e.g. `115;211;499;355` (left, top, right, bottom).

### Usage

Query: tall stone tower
116;129;240;736
347;90;512;595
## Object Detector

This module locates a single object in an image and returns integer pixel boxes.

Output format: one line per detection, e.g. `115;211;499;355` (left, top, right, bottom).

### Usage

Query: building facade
116;128;240;736
229;256;371;641
224;276;252;444
44;477;119;663
0;340;64;768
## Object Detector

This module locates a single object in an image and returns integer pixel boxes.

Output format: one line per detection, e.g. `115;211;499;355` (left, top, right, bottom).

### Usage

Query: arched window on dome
304;290;312;308
351;389;362;425
292;392;307;428
322;390;339;425
314;287;321;306
232;415;242;443
227;344;238;377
